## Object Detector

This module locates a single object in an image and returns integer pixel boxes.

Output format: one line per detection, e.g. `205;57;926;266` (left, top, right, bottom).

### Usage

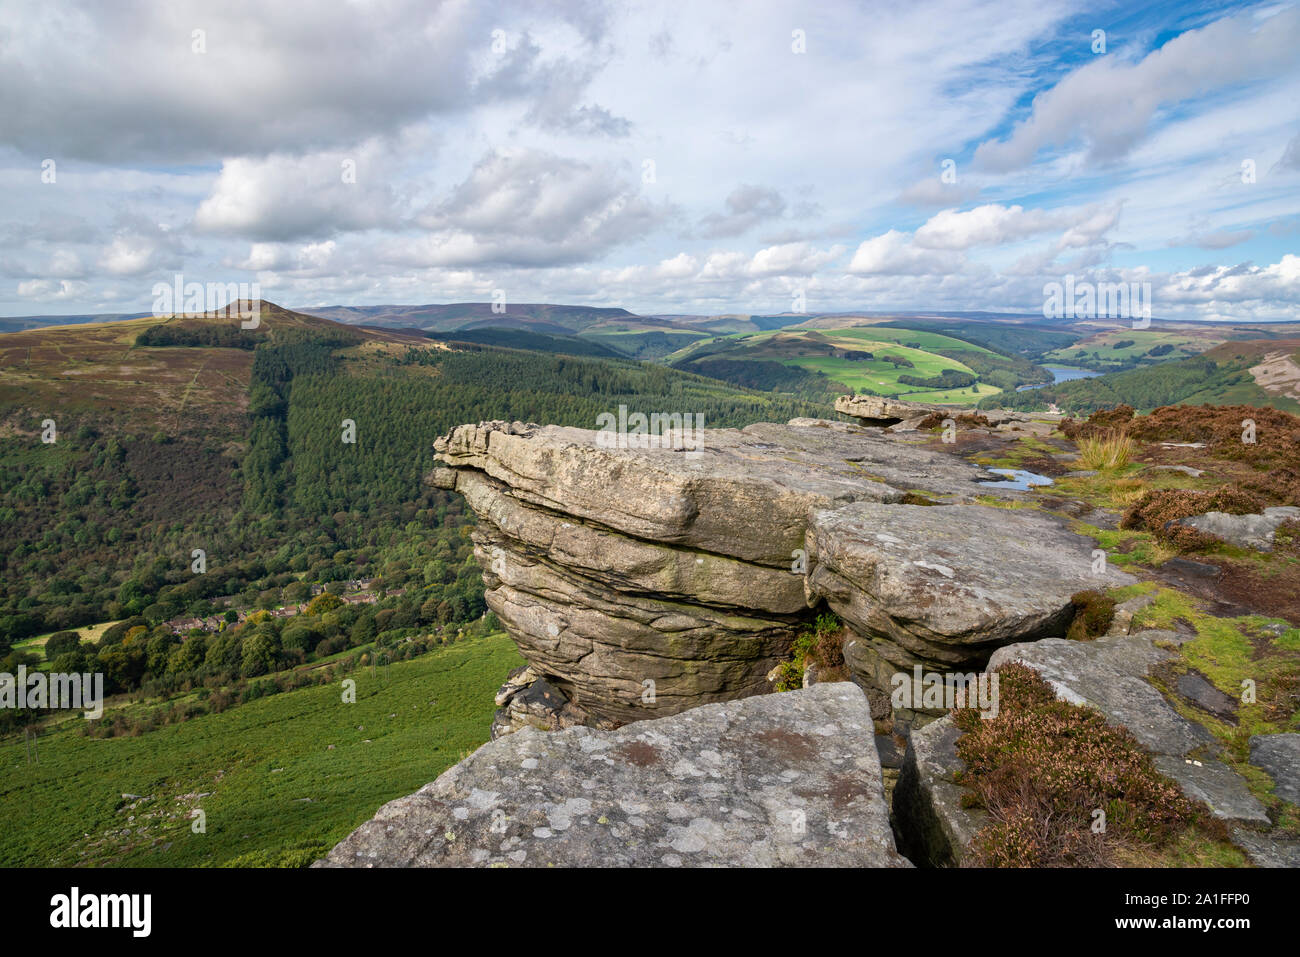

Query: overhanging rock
431;418;1026;725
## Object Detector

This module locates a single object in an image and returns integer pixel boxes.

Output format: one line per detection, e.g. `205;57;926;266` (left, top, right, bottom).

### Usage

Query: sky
1;0;1298;320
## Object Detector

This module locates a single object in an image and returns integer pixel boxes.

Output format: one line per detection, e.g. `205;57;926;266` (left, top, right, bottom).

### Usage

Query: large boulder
1175;507;1300;552
834;394;944;424
431;419;1025;724
317;683;910;868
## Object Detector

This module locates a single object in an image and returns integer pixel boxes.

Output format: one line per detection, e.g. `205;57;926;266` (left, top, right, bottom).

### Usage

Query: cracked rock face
807;502;1134;690
431;418;1123;725
432;419;1030;724
317;682;909;868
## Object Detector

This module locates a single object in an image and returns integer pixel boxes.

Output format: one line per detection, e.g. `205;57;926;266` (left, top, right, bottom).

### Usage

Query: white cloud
195;142;407;241
16;279;88;301
975;7;1300;171
2;0;1299;322
408;149;670;267
848;230;957;275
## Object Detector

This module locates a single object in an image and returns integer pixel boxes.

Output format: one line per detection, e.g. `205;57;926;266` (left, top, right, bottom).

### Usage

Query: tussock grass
1077;429;1133;470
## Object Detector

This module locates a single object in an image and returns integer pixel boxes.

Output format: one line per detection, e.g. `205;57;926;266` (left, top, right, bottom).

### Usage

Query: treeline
135;323;267;350
941;349;1051;391
878;319;1076;361
425;328;622;358
898;369;976;390
984;356;1258;414
582;330;708;360
0;595;500;736
672;357;845;398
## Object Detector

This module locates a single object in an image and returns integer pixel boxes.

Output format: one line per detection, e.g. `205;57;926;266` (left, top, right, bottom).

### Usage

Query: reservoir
1017;366;1102;391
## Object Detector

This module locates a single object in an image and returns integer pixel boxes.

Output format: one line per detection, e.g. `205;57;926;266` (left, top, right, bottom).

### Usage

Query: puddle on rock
978;468;1054;491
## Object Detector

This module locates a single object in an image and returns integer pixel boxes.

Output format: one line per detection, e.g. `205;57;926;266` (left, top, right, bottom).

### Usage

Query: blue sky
0;0;1297;320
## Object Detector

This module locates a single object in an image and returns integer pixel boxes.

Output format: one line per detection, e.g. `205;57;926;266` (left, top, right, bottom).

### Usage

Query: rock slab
988;633;1268;823
1249;733;1300;805
892;715;986;866
431;418;1024;723
317;683;909;868
1177;507;1300;551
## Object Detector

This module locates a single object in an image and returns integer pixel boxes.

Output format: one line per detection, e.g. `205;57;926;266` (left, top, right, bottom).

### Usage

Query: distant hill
295;302;640;333
425;327;624;358
0;312;151;333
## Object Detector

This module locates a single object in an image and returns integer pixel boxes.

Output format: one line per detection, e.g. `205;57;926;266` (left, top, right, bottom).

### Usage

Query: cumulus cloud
3;1;1299;322
408;149;669;267
16;279;89;301
848;230;958;275
902;202;1122;252
0;0;616;162
95;219;186;277
913;204;1061;249
698;186;787;238
975;7;1300;171
194;143;406;241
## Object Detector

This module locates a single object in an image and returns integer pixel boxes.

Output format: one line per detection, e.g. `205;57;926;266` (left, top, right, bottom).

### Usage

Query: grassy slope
0;633;522;867
1047;328;1223;370
667;327;1001;403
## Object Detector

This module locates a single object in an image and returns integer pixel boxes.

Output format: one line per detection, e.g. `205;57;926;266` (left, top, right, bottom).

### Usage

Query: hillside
665;323;1051;403
296;302;639;333
991;338;1300;415
0;631;522;866
0;302;826;647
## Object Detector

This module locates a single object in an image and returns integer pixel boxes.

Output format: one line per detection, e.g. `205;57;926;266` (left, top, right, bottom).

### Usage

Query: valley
3;300;1299;870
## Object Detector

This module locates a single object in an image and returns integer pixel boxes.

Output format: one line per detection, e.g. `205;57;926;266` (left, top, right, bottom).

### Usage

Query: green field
810;328;1001;402
674;328;1001;403
1046;329;1219;370
0;632;522;867
827;325;998;356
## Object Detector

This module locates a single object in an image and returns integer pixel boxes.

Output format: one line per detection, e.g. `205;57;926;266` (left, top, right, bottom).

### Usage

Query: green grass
827;325;998;356
0;632;523;867
14;619;121;654
676;327;1001;402
1130;589;1300;817
1047;330;1214;368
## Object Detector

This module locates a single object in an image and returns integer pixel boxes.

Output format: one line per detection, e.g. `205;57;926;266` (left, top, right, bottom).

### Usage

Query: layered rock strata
431;417;1126;727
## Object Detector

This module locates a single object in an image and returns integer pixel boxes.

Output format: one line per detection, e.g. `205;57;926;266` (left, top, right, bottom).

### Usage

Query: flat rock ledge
317;683;910;868
834;394;944;425
430;418;1116;726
